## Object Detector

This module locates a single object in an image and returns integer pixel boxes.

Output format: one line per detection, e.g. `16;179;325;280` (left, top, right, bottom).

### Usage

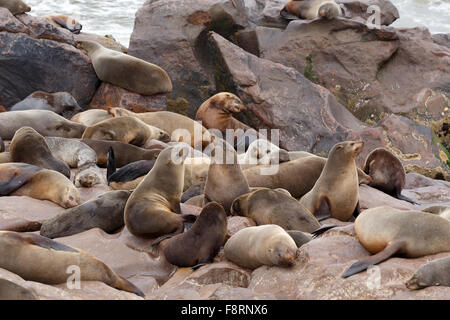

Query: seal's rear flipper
111;274;145;298
106;146;116;184
191;263;209;270
341;241;406;278
314;196;331;221
311;224;337;238
280;7;299;20
151;233;176;248
397;194;420;206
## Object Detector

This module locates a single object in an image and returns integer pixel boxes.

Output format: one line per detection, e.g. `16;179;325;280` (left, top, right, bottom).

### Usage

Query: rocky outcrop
336;0;399;26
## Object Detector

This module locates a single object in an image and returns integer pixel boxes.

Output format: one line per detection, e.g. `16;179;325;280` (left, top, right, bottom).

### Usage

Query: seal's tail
106;147;116;184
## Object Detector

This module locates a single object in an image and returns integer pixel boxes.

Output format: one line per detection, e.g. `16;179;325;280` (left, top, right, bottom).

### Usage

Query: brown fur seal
406;255;450;290
364;147;418;205
0;231;144;297
0;0;30;15
108;108;213;149
73;163;106;188
10;127;71;178
299;141;363;221
40;190;132;239
282;0;342;20
224;224;298;269
0;278;38;300
11;169;81;208
71;109;113;126
124;147;190;238
342;207;450;278
10;91;82;118
77;40;172;96
157;202;227;268
82;116;170;147
44;14;82;34
45;137;97;168
0;163;42;196
82;139;160;167
0;110;86;140
231;188;321;233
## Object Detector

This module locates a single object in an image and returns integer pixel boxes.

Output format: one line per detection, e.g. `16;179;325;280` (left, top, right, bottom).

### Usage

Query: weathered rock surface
336;0;399;26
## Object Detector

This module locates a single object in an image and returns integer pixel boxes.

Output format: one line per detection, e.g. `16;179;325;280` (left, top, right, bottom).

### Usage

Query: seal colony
0;2;448;300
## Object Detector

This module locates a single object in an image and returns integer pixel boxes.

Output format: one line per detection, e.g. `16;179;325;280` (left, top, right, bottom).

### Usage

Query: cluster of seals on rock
363;147;419;205
40;190;132;239
82;116;170;147
0;231;144;297
299;141;363;221
0;0;30;15
281;0;342;20
406;255;450;290
155;202;228;268
77;40;172;96
10;127;71;178
0;110;86;140
342;206;450;278
71;109;113;126
10;91;82;119
224;224;298;269
44;15;82;34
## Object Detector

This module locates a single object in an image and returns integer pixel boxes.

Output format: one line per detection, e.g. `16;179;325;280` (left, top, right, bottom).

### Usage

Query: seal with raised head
44;14;82;34
82;116;170;147
124;146;191;238
406;255;450;290
71;109;113;126
108;108;213;149
0;110;86;140
0;231;144;297
0;0;30;15
281;0;342;20
157;202;227;268
224;224;298;269
10;91;82;118
40;190;132;239
77;40;172;96
342;207;450;278
10;127;71;178
363;147;418;205
299;141;363;221
231;188;321;233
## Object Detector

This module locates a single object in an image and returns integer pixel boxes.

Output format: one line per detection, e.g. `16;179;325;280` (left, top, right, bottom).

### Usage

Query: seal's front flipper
314;196;331;222
151;233;176;248
311;224;337;238
352;201;361;219
106;146;116;184
397;193;420;206
342;241;406;278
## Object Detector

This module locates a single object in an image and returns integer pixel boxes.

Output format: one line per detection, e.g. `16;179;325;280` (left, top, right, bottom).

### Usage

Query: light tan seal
82;116;170;147
342;207;450;278
406;255;450;290
282;0;342;20
231;188;321;233
0;110;86;140
124;147;191;238
224;224;298;269
0;231;144;297
0;0;30;15
71;109;113;126
77;40;172;95
44;14;82;34
299;141;363;221
0;163;42;196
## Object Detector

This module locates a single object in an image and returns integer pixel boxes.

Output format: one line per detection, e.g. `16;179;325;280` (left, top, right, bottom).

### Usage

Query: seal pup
0;110;86;140
156;202;227;268
82;116;170;147
342;207;450;278
71;109;113;127
45;136;97;168
44;14;82;34
0;231;144;297
363;148;419;205
40;190;132;238
124;146;192;238
73;163;106;188
0;0;30;15
238;139;290;169
82;139;160;167
10;91;82;118
224;224;298;269
299;141;363;221
10;127;71;178
77;40;172;96
231;188;321;233
282;0;342;20
406;255;450;290
0;163;42;196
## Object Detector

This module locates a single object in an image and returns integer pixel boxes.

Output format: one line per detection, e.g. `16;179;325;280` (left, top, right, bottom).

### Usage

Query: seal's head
318;3;341;20
211;92;246;114
329;141;364;163
269;240;298;267
60;185;81;209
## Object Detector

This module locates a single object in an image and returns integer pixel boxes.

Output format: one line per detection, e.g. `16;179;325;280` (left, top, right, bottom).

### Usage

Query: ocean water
26;0;450;47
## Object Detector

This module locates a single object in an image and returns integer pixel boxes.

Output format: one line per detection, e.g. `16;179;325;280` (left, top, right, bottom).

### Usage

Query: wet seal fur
77;40;172;96
40;190;132;238
0;231;144;297
10;127;71;178
406;255;450;290
342;207;450;278
224;224;298;269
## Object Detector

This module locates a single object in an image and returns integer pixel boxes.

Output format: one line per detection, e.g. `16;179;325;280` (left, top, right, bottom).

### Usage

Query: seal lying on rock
77;40;172;96
71;109;113;126
0;0;30;15
44;15;82;34
281;0;342;20
406;255;450;290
